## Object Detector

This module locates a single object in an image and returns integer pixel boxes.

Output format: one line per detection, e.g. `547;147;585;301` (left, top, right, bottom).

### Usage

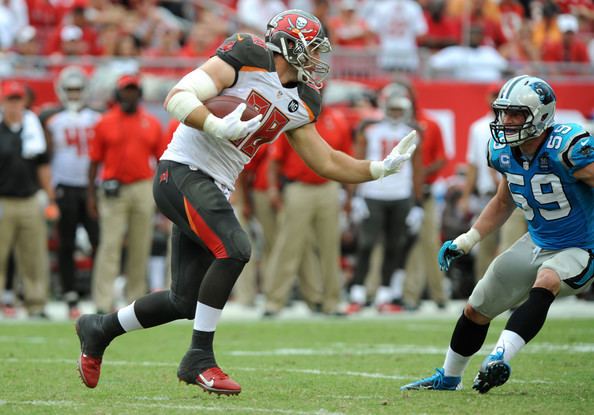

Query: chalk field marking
0;399;345;415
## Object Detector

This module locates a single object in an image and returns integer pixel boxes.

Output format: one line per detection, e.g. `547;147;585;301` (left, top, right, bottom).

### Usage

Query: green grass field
1;316;593;415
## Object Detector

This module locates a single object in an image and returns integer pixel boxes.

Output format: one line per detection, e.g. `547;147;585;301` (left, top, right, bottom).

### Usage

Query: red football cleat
377;303;403;314
69;306;81;320
177;348;241;395
345;302;363;315
75;315;110;388
195;367;242;395
77;353;102;388
2;304;17;318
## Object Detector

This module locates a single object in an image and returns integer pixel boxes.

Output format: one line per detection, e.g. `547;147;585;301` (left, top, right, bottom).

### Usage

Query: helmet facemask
490;105;537;146
56;66;88;112
384;97;413;125
379;83;413;125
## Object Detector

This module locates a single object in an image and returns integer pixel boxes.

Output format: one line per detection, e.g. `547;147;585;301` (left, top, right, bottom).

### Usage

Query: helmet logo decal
287;16;315;36
295;16;308;30
531;81;555;105
293;41;304;54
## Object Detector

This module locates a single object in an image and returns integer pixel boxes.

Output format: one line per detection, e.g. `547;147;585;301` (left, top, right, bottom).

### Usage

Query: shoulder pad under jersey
555;123;594;173
297;82;322;122
216;33;274;73
38;105;65;127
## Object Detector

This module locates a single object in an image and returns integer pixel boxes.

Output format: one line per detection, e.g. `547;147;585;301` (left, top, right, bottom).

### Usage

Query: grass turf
1;316;593;414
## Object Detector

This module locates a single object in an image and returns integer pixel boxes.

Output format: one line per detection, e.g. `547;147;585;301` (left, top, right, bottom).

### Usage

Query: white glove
452;228;481;254
438;227;481;271
203;103;263;141
369;130;418;179
405;205;424;235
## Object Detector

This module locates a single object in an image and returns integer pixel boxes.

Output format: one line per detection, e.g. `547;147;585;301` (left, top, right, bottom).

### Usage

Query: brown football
204;95;260;121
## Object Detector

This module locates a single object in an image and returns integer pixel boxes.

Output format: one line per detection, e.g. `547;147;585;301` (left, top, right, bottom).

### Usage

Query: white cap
16;25;37;43
61;25;83;42
340;0;357;10
557;14;579;33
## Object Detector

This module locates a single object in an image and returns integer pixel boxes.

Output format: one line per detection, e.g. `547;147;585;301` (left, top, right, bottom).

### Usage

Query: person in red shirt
263;105;353;317
418;0;462;51
46;3;100;55
88;74;166;314
327;0;377;48
178;24;225;59
542;14;590;68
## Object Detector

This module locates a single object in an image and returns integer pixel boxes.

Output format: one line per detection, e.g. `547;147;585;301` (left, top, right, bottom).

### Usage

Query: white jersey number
506;173;571;221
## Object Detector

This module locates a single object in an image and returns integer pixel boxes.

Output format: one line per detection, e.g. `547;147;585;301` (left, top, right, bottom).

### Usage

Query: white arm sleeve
165;69;219;122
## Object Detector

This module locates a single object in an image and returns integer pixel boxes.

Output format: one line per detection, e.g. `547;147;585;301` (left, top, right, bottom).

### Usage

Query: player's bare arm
288;123;417;184
287;123;374;184
574;161;594;187
472;176;517;239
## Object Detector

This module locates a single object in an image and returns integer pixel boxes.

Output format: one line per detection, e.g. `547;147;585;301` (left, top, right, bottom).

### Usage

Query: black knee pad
228;228;252;263
169;291;197;320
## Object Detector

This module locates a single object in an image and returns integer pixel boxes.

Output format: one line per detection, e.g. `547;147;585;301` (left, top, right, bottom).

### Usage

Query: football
204;95;260;121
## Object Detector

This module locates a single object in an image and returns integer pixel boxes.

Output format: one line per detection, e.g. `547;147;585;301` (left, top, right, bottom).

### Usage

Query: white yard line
0;399;345;415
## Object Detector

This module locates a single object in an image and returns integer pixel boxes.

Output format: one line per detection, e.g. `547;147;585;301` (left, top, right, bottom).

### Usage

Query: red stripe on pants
183;197;229;258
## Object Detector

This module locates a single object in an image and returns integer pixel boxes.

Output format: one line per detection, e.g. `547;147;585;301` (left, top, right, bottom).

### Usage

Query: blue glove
437;240;464;272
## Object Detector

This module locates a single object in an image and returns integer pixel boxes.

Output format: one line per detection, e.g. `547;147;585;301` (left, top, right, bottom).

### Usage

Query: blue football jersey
488;123;594;250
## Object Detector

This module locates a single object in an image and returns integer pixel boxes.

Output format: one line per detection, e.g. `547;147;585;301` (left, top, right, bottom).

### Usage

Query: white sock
349;285;367;304
117;302;143;332
374;286;393;305
390;269;405;299
443;347;472;377
492;329;526;362
194;302;222;332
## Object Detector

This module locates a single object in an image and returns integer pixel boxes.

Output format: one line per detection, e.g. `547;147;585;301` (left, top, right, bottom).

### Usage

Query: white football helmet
490;75;556;146
379;83;413;125
55;66;89;111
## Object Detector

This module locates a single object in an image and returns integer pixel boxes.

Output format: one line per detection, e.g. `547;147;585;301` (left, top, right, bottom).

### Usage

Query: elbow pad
165;69;218;122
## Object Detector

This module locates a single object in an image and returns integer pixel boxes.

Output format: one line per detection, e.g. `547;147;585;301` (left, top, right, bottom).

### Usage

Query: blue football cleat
472;347;511;394
400;368;462;391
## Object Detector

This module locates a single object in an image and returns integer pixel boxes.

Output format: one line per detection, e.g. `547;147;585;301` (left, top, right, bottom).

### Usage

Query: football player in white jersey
75;9;417;395
42;66;101;320
347;83;425;314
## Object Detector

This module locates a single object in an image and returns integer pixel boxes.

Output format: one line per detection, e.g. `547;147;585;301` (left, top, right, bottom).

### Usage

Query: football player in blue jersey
401;75;594;393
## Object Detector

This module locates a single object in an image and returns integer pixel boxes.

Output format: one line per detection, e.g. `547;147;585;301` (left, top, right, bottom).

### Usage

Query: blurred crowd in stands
0;0;593;79
1;0;594;320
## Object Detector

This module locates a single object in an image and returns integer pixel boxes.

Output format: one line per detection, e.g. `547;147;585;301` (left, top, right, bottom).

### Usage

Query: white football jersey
365;0;427;70
44;107;102;187
161;33;322;191
357;119;414;201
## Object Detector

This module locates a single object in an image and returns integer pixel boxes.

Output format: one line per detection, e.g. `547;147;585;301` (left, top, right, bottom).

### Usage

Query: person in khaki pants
264;106;353;316
0;81;57;318
234;146;319;309
403;101;448;310
87;75;165;313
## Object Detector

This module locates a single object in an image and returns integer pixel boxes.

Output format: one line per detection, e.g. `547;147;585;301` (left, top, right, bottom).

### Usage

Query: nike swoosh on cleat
199;374;215;388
